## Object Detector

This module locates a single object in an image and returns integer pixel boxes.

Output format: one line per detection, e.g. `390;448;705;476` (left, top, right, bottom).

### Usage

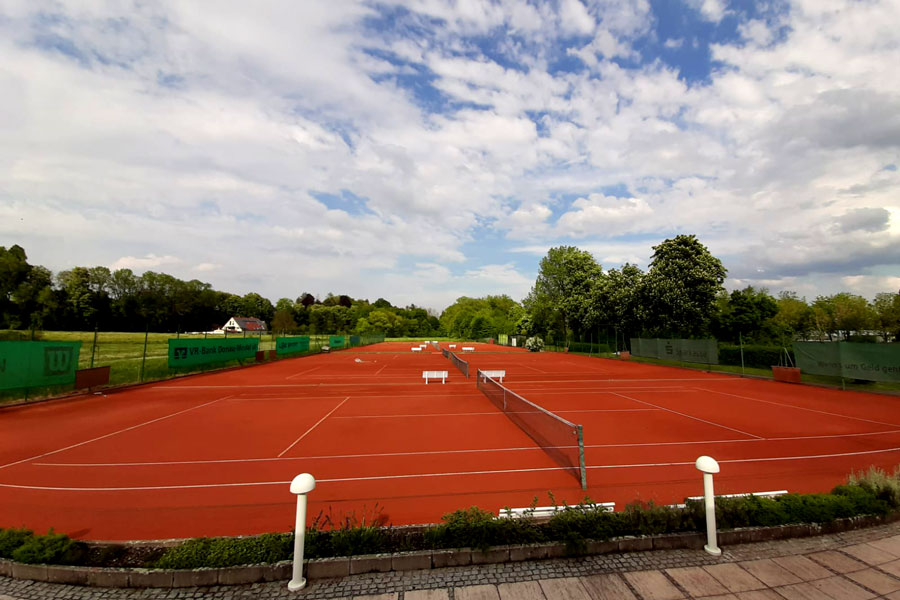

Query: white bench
422;370;448;384
411;347;422;352
321;346;330;353
461;346;475;353
499;503;615;519
480;370;506;382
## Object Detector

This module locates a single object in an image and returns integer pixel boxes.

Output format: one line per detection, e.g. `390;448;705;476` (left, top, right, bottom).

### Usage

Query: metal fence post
696;456;721;556
90;327;98;369
288;473;316;592
140;327;149;382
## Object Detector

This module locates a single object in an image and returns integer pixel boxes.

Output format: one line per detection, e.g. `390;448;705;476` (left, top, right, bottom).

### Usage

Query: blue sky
1;0;898;311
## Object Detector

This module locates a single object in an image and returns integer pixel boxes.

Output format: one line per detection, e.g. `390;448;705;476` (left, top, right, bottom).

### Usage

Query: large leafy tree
525;246;603;342
873;292;900;342
440;295;524;339
713;286;778;343
593;263;644;344
642;235;726;337
769;292;815;341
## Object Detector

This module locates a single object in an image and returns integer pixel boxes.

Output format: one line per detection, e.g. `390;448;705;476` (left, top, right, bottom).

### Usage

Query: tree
770;292;815;341
812;294;874;341
713;286;778;343
525;246;603;343
271;309;297;334
873;292;900;342
240;293;275;324
594;263;644;344
641;235;726;337
0;245;32;327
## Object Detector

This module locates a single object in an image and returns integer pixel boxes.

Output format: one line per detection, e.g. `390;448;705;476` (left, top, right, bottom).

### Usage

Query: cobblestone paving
2;520;900;599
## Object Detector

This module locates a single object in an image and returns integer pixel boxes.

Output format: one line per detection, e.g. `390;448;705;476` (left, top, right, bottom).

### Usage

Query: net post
577;425;587;490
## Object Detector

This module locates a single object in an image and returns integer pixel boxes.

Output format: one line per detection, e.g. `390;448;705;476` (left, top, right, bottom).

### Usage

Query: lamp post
695;456;721;556
287;473;316;592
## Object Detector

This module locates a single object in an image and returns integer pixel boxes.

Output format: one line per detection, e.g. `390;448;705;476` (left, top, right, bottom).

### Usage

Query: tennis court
1;341;898;541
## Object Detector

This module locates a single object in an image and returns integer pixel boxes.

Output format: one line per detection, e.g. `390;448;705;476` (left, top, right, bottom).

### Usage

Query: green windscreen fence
349;335;361;346
0;341;82;390
276;336;310;356
329;336;345;349
794;342;900;382
630;338;719;365
168;338;259;369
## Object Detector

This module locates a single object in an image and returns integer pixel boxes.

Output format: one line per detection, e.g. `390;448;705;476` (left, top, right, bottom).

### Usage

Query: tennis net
448;351;469;378
476;370;587;489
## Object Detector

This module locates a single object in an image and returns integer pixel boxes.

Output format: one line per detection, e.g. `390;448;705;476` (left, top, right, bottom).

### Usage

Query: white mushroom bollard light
695;456;721;556
288;473;316;592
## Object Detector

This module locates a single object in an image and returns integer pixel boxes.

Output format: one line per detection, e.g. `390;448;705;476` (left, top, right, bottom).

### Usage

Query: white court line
0;395;233;471
278;396;350;457
331;408;659;419
612;392;764;440
9;446;900;491
285;366;322;380
587;445;900;470
694;387;900;429
34;428;900;468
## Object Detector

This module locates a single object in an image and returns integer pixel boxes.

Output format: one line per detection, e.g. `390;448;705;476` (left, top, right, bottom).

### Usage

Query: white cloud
110;255;182;270
1;0;898;315
556;194;653;237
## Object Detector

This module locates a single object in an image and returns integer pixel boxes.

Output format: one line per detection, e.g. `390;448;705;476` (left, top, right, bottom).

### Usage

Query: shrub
425;506;544;551
0;528;33;559
524;336;544;352
153;533;293;569
10;530;82;565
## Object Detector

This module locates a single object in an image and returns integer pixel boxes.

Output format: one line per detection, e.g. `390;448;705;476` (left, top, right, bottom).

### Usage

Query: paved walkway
2;521;900;599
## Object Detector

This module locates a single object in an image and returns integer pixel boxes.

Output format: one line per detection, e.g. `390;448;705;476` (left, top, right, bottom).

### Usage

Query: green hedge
3;468;899;569
718;345;793;369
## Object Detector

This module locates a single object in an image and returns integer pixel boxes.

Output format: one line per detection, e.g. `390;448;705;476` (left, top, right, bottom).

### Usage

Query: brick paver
579;573;638;599
845;567;900;595
537;577;590;599
454;584;500;600
773;582;829;599
769;555;832;581
842;543;898;565
703;563;767;593
739;558;803;587
665;566;729;596
623;570;685;599
404;590;449;600
807;550;868;573
496;580;544;600
809;576;875;599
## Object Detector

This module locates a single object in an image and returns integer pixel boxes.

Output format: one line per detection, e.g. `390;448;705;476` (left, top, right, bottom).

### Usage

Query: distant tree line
0;245;440;336
519;235;900;347
3;240;897;343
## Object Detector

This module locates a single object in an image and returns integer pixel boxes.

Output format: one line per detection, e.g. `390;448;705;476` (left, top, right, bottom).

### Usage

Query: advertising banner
630;338;719;365
0;341;82;390
168;338;259;369
276;336;310;356
794;342;900;382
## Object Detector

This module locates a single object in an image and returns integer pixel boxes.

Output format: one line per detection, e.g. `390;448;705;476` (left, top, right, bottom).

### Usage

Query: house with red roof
223;316;268;334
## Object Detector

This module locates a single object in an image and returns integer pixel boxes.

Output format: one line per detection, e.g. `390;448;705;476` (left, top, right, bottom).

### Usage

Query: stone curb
3;512;897;589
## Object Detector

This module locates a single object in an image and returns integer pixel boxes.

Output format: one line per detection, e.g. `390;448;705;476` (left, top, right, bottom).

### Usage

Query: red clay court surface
1;341;899;541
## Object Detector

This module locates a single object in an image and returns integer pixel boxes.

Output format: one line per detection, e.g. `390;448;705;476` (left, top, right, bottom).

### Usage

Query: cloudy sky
1;0;898;311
